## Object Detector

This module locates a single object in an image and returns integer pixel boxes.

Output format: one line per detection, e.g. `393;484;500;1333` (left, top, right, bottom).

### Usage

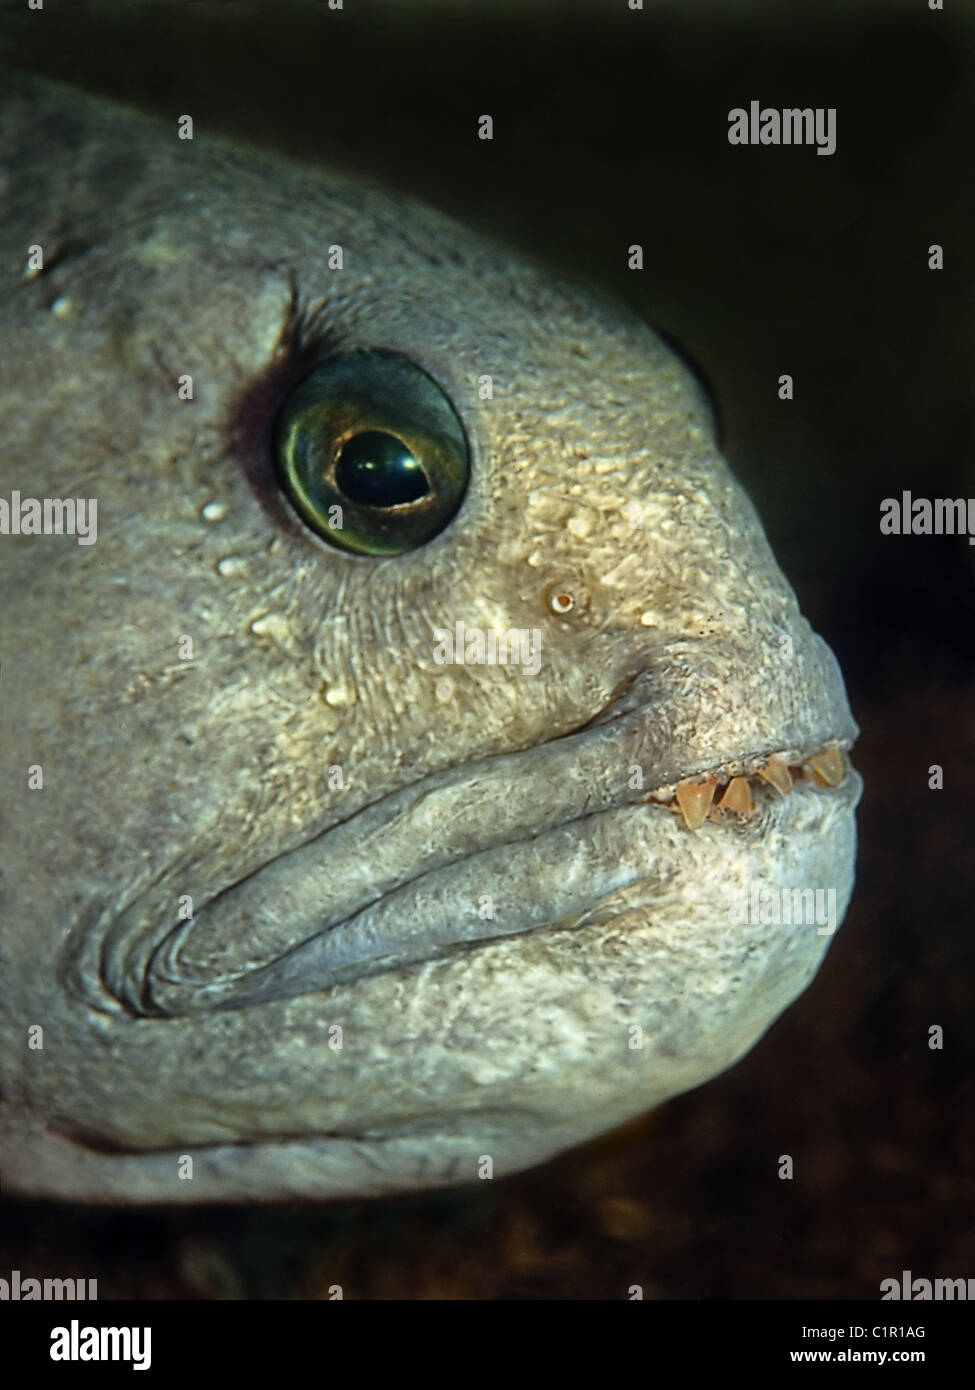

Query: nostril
542;576;590;621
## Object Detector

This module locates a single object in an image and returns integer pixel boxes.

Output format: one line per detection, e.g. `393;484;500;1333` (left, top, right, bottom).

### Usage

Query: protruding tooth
675;778;716;830
720;776;754;815
757;755;793;796
808;746;845;788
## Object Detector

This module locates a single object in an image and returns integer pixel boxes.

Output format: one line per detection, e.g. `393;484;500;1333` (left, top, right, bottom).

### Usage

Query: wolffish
0;73;860;1202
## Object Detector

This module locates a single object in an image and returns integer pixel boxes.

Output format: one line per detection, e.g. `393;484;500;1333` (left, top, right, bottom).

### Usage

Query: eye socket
275;350;470;555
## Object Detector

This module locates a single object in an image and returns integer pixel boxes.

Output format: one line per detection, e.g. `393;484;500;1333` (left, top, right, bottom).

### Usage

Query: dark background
0;0;972;1298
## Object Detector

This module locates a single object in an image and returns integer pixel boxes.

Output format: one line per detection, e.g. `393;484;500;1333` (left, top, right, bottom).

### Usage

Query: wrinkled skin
0;74;860;1202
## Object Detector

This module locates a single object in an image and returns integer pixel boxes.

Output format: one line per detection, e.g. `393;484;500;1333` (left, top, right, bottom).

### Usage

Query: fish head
0;78;860;1201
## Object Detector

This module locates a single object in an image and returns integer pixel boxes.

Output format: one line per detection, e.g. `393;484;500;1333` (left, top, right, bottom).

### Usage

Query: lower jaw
123;770;863;1176
34;769;860;1175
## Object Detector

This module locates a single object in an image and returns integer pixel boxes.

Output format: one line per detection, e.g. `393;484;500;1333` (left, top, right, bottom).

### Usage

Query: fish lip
68;661;860;1019
158;742;859;1010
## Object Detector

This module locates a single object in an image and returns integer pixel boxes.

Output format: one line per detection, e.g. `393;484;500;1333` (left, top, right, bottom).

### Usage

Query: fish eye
275;350;470;555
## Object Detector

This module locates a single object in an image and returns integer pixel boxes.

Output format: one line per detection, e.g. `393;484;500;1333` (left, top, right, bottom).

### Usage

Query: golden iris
276;350;470;555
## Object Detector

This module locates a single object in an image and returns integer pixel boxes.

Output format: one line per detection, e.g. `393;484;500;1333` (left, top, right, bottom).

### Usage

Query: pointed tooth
757;755;793;796
808;746;845;788
719;775;754;815
675;778;716;830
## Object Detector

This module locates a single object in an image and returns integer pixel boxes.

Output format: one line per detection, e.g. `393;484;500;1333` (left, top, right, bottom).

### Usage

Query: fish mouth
69;669;861;1020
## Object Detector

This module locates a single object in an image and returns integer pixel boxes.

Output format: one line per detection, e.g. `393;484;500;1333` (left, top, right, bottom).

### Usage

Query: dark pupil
335;430;430;507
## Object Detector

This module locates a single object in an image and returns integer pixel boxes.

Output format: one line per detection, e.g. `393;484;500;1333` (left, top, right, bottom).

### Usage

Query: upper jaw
70;660;859;1020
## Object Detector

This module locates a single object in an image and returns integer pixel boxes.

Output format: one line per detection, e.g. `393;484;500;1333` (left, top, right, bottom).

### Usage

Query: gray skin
0;73;860;1203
